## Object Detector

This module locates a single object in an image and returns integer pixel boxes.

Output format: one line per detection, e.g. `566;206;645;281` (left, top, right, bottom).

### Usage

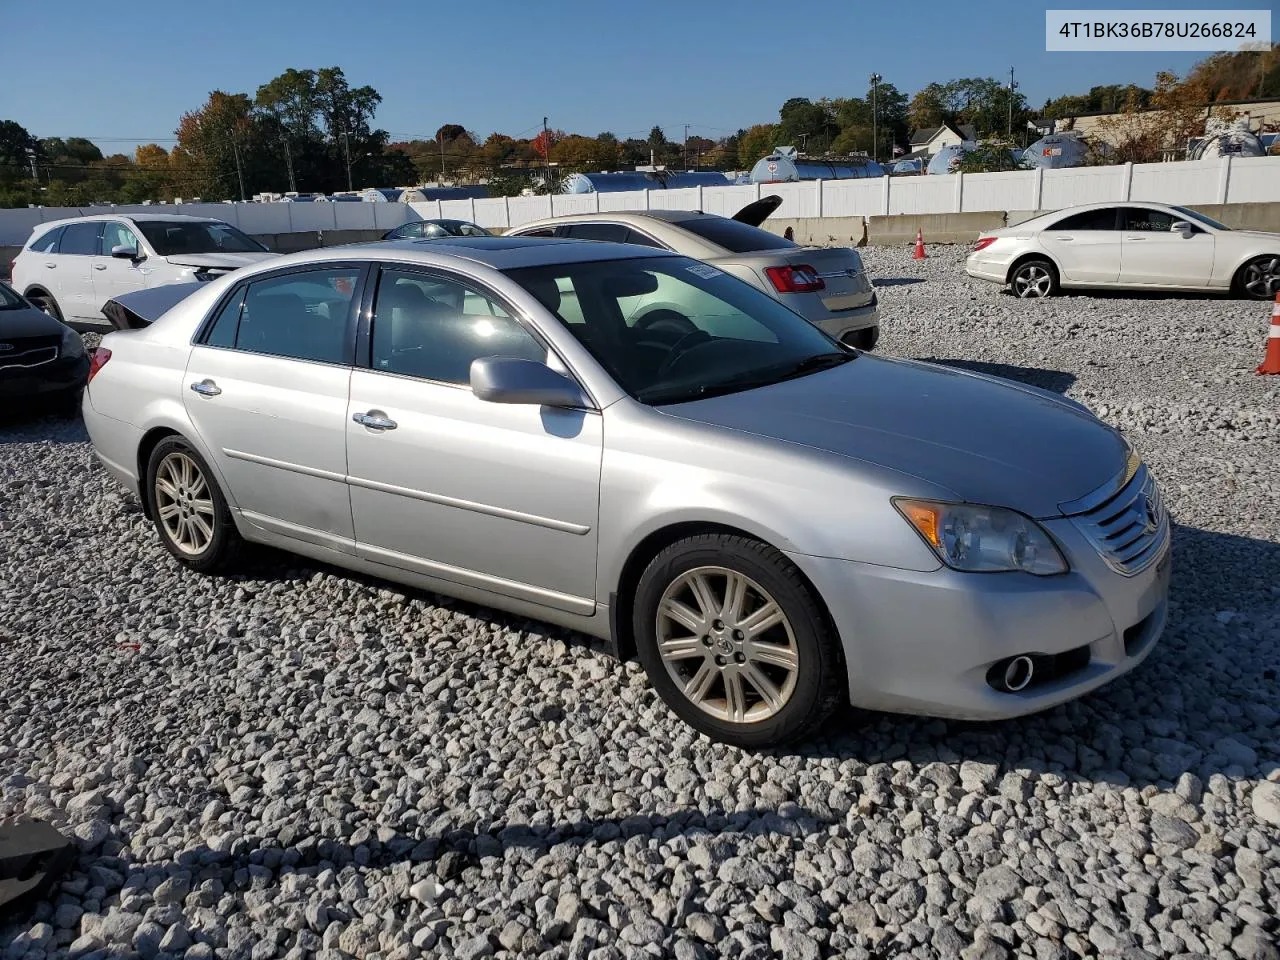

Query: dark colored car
0;281;89;418
380;219;492;241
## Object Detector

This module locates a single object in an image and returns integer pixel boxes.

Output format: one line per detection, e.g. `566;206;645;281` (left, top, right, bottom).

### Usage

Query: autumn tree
1095;71;1229;162
737;124;777;167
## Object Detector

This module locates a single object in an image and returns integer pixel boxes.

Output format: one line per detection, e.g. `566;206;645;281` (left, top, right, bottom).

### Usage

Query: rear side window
1048;209;1118;231
204;289;245;348
59;222;102;256
673;217;796;253
29;227;63;253
225;268;361;364
564;223;632;243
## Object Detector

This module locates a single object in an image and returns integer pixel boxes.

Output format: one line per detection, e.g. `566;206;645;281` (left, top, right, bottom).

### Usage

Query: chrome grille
0;345;58;370
1070;464;1169;576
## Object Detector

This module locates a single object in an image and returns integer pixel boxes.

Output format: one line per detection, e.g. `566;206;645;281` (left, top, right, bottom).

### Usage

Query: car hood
163;252;278;269
1225;229;1280;241
661;355;1127;519
0;304;66;340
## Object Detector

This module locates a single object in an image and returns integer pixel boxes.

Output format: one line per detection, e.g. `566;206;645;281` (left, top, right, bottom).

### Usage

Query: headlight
60;325;85;358
894;499;1067;575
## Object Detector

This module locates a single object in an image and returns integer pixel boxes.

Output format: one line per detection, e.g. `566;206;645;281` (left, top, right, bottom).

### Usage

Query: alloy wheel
1013;264;1052;298
655;565;800;724
154;451;216;556
1242;257;1280;299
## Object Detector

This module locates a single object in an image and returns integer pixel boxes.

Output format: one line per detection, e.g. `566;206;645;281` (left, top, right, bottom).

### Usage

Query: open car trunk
101;283;203;331
731;194;783;227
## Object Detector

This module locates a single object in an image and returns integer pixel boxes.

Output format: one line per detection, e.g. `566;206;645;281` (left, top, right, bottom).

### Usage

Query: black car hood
732;194;783;226
102;283;203;330
0;304;66;340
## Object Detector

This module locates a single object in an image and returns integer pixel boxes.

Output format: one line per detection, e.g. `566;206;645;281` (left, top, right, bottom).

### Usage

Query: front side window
58;222;102;256
100;222;140;256
29;227;62;254
1170;205;1229;231
136;220;267;255
370;269;545;384
219;268;360;364
1122;208;1177;233
507;256;847;405
1048;208;1118;231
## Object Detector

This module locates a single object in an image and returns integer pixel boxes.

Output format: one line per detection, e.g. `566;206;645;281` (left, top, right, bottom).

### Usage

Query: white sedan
966;202;1280;300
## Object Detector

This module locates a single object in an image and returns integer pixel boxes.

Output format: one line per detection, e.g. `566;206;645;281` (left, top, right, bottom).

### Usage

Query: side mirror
111;244;142;260
1170;221;1193;237
470;356;588;408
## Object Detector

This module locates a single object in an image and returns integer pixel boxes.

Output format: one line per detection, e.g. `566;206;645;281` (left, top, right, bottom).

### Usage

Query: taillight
87;347;112;383
765;264;825;293
973;237;998;252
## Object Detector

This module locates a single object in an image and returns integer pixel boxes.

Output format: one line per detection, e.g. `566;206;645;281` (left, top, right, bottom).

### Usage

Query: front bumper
789;516;1171;720
0;354;89;404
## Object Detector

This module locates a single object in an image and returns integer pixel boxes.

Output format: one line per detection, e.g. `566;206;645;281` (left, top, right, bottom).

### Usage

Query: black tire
1008;258;1058;299
841;326;880;352
632;533;843;748
1233;255;1280;301
145;437;243;574
29;292;64;322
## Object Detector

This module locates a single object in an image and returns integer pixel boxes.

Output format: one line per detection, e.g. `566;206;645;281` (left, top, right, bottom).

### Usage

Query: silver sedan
83;237;1170;747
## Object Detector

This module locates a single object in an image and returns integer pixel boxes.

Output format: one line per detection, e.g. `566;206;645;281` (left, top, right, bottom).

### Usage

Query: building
903;122;978;163
1045;97;1280;151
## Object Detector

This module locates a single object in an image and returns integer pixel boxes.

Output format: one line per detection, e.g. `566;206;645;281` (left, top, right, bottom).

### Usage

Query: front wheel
1009;259;1058;299
1235;255;1280;301
146;437;243;574
632;534;843;747
30;293;64;322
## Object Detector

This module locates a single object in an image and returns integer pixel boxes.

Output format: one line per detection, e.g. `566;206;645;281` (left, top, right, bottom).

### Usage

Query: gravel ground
2;244;1277;960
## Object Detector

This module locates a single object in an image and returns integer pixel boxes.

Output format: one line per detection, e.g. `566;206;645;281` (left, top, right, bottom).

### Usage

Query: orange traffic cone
912;228;926;260
1257;292;1280;375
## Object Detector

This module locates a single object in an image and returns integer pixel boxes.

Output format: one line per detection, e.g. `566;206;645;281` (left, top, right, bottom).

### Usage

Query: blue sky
4;0;1261;155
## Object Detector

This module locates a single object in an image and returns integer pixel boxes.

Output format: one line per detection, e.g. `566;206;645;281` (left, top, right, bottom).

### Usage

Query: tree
737;124;777;167
1094;71;1227;162
174;90;257;200
908;83;951;130
955;139;1021;173
776;98;837;151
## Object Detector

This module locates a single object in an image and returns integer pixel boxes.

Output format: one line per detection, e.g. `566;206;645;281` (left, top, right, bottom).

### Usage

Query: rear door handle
45;262;56;269
1126;235;1147;241
94;264;107;271
353;410;397;430
190;379;221;397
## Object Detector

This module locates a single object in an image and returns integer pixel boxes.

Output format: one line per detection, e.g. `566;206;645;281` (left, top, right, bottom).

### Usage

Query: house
905;122;977;161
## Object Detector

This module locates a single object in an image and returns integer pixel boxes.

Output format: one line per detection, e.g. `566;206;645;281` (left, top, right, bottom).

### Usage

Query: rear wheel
633;533;843;747
1234;255;1280;301
1009;259;1058;299
146;437;243;574
29;292;64;322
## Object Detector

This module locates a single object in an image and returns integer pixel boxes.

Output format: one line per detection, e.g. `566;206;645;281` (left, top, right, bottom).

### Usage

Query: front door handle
94;264;107;271
1125;235;1147;241
353;410;397;430
45;263;56;269
190;379;221;397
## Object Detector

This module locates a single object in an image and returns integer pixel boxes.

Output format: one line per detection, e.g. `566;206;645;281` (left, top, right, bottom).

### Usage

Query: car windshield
0;283;25;310
136;220;268;256
1170;205;1230;231
673;216;797;253
506;256;851;405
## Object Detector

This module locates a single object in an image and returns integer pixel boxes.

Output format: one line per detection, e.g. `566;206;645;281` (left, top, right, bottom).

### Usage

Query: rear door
1037;207;1122;284
91;221;149;312
51;222;102;320
182;264;366;550
1118;206;1215;286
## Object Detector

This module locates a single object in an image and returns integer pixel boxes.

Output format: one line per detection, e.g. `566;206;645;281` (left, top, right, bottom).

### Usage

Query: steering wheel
635;309;696;338
656;329;712;378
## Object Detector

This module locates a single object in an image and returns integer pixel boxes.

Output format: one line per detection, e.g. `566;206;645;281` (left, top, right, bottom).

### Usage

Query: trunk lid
716;246;874;311
731;194;783;226
102;282;204;330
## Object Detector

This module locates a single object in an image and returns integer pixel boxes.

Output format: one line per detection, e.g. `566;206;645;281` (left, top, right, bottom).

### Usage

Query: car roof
36;213;225;229
514;209;710;229
271;236;682;272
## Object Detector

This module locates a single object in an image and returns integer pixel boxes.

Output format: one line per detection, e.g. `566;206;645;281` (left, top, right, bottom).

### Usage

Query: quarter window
29;227;62;254
100;222;140;256
370;269;545;384
227;268;360;364
59;222;102;256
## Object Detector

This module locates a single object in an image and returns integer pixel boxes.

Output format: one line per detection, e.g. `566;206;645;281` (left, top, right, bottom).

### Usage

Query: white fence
3;155;1278;245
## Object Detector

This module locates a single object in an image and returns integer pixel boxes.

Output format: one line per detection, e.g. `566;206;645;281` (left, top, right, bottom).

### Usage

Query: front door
1119;207;1216;287
1037;207;1122;284
345;266;603;614
182;265;365;551
91;221;149;312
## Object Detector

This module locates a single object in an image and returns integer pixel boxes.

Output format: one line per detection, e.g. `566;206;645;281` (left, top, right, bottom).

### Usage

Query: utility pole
25;147;38;180
1008;67;1018;138
439;131;446;182
232;140;246;202
341;131;353;191
683;123;689;169
282;138;297;193
543;116;551;193
869;73;882;162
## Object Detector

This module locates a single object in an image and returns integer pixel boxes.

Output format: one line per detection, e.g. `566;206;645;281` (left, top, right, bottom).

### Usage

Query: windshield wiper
772;351;853;380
